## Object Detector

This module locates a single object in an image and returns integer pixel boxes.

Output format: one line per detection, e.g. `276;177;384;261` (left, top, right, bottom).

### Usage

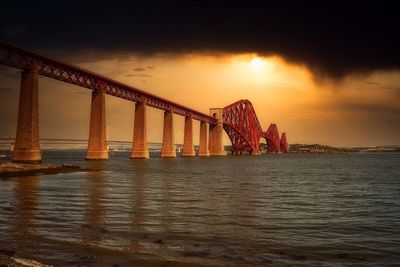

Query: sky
0;1;399;147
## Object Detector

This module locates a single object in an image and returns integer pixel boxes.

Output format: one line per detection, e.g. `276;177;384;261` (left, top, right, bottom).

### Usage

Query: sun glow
250;57;265;73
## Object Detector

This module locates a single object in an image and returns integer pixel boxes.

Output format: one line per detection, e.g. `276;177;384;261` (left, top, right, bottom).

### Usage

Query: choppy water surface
1;151;400;266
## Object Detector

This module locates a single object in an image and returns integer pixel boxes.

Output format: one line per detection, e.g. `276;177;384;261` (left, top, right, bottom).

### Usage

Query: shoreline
0;249;217;267
0;251;51;267
0;162;93;178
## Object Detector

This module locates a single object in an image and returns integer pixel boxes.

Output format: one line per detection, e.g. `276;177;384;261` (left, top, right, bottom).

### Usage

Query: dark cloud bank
1;1;399;78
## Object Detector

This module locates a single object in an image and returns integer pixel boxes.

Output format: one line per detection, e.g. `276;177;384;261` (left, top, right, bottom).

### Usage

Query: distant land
288;144;400;154
0;137;399;154
221;143;400;154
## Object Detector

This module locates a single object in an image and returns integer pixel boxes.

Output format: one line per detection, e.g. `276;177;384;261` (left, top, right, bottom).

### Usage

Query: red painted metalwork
264;123;280;153
280;132;289;153
222;99;263;154
0;40;290;154
221;100;290;154
0;40;216;125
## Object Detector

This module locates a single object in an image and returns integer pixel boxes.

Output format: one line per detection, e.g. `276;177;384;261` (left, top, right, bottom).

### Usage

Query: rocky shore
0;251;52;267
0;162;91;178
0;248;213;267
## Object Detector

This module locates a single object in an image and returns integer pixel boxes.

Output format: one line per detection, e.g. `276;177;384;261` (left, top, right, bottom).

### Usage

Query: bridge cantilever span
222;100;263;154
222;100;289;154
0;39;288;162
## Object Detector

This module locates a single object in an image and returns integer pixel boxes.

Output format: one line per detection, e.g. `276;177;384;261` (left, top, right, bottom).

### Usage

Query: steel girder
222;99;263;154
222;100;289;154
264;123;280;153
280;132;289;153
0;40;291;153
0;40;217;125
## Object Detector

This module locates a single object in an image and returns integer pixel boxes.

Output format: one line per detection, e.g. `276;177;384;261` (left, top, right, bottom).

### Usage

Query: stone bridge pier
11;70;227;162
208;108;227;156
2;40;292;162
12;70;41;163
86;91;108;160
9;70;226;163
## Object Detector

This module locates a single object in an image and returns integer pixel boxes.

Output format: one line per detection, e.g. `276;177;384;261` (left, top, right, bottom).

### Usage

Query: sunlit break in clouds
250;57;265;73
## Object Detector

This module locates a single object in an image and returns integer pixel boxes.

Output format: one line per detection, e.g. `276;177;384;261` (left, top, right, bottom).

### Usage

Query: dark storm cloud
125;74;153;78
313;99;400;117
0;86;13;91
0;65;19;78
365;81;400;98
365;82;382;86
1;1;399;78
338;101;400;116
133;68;147;72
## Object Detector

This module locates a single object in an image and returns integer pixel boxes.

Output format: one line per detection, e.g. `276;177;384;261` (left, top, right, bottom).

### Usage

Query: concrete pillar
86;91;108;160
161;111;176;157
131;102;149;159
182;116;195;157
209;108;227;156
12;70;41;163
198;121;210;156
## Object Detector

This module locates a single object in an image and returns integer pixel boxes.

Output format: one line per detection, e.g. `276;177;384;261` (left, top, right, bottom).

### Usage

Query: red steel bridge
222;100;288;154
0;39;288;162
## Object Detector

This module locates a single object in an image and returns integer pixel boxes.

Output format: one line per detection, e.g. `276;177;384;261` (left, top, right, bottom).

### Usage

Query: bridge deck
0;40;217;125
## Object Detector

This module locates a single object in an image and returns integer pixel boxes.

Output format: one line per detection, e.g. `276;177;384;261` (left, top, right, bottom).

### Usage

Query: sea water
0;151;399;266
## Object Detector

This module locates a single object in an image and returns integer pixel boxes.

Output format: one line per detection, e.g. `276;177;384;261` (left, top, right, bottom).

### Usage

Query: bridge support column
86;91;108;160
161;111;176;157
12;70;41;163
182;116;195;157
131;102;149;159
198;121;209;156
209;108;227;156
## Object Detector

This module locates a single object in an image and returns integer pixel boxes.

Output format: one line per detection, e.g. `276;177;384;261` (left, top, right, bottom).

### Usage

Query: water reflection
13;176;39;250
128;160;149;252
159;159;173;234
80;172;106;246
1;152;398;267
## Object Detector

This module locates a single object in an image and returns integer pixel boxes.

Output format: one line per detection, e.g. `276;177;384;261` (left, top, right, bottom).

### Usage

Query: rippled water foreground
1;151;400;266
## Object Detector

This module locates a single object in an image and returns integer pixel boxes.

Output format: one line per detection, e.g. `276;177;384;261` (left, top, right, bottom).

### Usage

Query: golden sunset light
250;56;265;72
10;51;389;147
1;51;399;147
1;2;400;267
